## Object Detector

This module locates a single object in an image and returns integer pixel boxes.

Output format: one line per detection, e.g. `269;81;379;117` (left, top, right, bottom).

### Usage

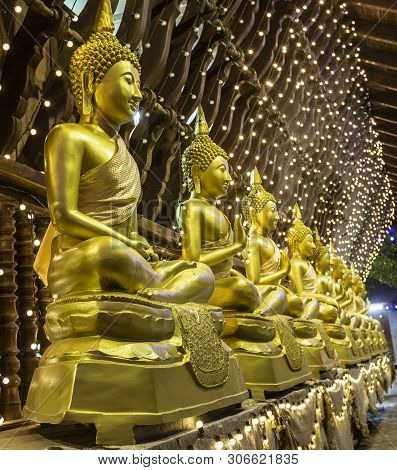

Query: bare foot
138;287;173;303
155;260;197;283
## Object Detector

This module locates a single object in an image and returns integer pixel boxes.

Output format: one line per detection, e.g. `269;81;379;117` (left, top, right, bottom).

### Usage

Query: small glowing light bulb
215;439;224;450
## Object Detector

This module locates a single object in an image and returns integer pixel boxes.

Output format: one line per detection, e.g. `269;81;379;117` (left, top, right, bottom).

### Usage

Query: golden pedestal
353;329;372;361
23;294;248;446
377;331;389;354
292;319;340;378
325;324;362;366
222;314;312;398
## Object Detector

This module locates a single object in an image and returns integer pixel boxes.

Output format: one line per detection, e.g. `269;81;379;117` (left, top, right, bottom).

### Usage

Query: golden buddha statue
179;107;260;312
328;256;369;362
242;167;305;317
313;231;361;366
351;270;387;357
286;205;340;377
339;264;372;360
23;0;248;446
178;112;309;396
329;249;347;310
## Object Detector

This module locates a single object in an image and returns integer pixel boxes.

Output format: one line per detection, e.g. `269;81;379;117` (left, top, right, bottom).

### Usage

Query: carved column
0;198;21;420
14;209;39;405
34;215;52;352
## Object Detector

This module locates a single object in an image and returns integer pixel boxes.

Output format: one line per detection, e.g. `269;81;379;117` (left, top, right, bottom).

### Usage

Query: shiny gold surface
179;117;311;394
285;206;340;375
243;167;299;317
287;207;340;323
179;107;260;312
24;0;248;445
313;232;362;365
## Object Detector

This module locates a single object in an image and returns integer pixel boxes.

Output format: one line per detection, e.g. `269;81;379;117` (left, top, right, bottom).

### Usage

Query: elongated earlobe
81;71;94;117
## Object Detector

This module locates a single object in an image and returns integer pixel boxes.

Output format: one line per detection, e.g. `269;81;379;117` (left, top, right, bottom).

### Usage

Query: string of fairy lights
0;0;394;282
181;356;391;450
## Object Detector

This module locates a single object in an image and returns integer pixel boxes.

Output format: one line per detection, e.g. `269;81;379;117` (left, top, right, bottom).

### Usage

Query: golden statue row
24;0;389;446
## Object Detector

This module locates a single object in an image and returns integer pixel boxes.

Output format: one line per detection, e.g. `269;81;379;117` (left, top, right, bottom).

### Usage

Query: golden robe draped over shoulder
34;136;141;286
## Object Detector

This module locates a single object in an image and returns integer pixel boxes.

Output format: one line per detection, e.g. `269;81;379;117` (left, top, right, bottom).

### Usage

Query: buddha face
359;281;367;298
94;61;142;125
318;252;330;273
352;277;360;294
298;233;315;258
330;257;344;278
199;156;232;199
342;270;352;288
254;200;279;232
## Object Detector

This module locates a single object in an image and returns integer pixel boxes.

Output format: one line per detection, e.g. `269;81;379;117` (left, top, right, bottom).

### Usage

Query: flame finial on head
250;166;262;186
292;203;303;221
194;105;209;136
93;0;115;34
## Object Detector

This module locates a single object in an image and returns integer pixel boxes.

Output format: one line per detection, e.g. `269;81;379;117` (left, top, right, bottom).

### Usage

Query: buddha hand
280;248;291;274
233;216;247;249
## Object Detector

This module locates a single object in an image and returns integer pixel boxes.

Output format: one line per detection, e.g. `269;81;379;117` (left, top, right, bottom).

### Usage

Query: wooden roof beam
361;47;397;72
348;0;397;14
379;133;397;149
366;68;397;92
351;16;397;47
373;107;397;125
376;122;397;138
383;152;397;168
369;88;397;110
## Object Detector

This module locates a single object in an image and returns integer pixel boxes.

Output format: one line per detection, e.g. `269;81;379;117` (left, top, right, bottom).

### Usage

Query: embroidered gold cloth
313;319;336;359
272;315;304;371
173;304;229;388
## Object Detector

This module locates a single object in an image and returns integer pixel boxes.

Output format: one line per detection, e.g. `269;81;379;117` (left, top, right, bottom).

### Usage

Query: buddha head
69;0;142;125
286;204;315;258
329;244;345;280
342;265;353;289
241;167;278;232
359;279;367;298
313;227;330;273
181;107;231;201
351;266;367;298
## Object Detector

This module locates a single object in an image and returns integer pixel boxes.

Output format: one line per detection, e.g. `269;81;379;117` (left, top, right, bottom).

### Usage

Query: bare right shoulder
45;123;83;143
44;123;86;163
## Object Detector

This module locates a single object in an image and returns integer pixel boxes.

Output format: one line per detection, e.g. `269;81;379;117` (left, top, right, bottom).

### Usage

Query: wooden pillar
0;198;21;420
14;208;39;405
34;215;52;352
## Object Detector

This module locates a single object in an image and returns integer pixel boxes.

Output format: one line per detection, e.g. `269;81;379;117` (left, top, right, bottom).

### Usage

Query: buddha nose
133;85;143;103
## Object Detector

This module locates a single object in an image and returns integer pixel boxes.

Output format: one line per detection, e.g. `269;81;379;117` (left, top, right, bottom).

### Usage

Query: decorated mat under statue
23;0;247;446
